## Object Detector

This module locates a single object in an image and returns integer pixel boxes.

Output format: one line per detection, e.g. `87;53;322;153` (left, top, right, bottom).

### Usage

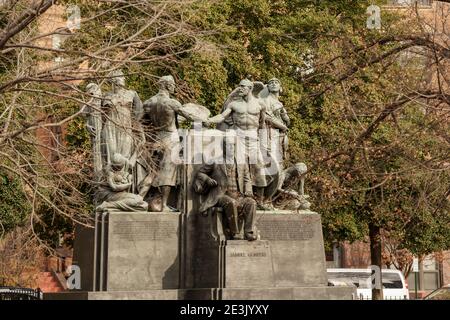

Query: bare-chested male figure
207;79;270;209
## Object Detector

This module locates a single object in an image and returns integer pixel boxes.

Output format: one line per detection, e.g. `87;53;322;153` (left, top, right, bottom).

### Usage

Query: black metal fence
388;0;433;6
353;294;410;300
0;287;43;300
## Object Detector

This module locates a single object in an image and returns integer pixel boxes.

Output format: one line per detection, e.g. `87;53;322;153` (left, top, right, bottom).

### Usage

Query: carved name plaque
225;242;275;287
111;220;178;241
257;215;319;241
229;251;267;258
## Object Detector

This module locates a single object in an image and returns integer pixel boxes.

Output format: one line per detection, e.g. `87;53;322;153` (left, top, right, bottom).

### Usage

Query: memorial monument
46;73;355;300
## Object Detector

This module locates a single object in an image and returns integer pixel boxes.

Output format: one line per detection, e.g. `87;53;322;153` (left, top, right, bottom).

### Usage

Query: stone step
44;286;357;300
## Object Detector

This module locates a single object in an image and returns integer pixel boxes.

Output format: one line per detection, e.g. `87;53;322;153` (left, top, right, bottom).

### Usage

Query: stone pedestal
45;286;355;300
61;209;356;300
190;210;332;291
257;211;328;287
224;240;275;288
74;211;182;292
72;224;95;291
103;212;181;291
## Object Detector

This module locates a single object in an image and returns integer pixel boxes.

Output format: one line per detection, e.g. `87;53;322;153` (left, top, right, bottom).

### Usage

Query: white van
327;268;409;300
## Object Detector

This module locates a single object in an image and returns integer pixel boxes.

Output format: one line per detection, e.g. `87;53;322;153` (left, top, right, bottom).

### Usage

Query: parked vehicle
423;284;450;300
327;268;409;300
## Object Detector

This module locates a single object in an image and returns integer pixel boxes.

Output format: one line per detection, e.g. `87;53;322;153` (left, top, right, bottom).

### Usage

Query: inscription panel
258;215;319;241
225;242;274;287
106;213;181;290
111;220;178;241
229;251;267;258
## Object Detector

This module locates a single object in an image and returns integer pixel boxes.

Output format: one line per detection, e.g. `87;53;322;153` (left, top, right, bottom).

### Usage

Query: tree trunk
369;223;383;300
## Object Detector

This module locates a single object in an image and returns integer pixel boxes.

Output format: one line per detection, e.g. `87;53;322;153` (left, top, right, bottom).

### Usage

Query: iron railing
353;293;410;300
0;287;43;300
387;0;433;6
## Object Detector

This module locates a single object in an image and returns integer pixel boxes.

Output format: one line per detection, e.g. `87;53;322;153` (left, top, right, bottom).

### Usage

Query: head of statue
158;75;176;93
109;69;125;87
294;162;308;175
111;153;128;171
267;78;282;93
238;79;254;97
86;83;101;96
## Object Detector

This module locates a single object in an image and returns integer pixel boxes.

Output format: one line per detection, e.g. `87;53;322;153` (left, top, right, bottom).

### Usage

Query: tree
1;0;448;298
0;0;202;259
173;0;450;299
0;172;30;235
0;227;45;287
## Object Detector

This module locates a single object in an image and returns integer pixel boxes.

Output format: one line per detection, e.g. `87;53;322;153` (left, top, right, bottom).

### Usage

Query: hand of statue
111;182;132;192
207;178;218;187
86;124;96;135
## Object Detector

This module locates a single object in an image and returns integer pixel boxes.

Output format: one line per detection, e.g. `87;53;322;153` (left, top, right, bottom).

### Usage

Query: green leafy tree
1;1;448;300
172;0;449;299
0;172;29;235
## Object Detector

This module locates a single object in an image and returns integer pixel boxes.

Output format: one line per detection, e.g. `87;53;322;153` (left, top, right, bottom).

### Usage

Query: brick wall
442;251;450;285
341;241;371;268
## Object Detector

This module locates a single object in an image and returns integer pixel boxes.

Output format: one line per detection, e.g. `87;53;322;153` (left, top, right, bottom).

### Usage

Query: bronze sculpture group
85;70;311;241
